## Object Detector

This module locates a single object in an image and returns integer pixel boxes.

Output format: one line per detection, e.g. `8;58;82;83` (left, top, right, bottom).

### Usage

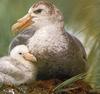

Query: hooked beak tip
23;53;37;63
11;14;33;33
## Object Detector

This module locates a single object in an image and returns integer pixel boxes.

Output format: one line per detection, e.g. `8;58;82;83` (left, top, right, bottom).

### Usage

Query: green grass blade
53;73;86;92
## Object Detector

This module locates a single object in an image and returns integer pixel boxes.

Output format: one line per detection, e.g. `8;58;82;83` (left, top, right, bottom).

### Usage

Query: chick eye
19;53;22;55
34;9;43;14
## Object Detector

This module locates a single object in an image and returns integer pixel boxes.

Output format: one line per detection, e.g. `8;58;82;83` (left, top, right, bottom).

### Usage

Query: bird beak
11;14;33;33
23;53;37;62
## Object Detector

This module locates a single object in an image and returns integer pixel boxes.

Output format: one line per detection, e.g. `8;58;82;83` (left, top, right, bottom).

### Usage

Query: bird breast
0;56;37;85
27;27;69;60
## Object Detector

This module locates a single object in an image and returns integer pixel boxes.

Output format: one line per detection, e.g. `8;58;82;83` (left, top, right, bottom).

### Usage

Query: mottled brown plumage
10;1;88;80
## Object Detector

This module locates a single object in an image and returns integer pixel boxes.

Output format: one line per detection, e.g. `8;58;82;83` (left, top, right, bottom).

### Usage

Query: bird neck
12;56;29;64
37;21;64;33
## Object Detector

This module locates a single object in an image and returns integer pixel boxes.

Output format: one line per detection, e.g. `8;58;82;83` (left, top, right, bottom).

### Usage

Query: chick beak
23;53;37;62
12;14;33;33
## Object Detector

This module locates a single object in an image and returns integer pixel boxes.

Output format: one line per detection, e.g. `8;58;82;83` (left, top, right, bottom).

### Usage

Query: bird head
10;45;37;63
12;1;64;33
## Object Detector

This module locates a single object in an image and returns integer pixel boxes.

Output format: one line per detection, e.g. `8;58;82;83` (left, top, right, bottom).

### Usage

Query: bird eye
19;52;22;55
34;9;43;14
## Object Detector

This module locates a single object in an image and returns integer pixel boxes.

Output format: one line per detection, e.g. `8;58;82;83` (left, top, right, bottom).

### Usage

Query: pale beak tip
11;13;33;33
11;23;19;32
32;56;37;62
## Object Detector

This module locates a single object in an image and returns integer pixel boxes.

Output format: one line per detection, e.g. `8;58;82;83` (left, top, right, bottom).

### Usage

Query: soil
0;79;100;94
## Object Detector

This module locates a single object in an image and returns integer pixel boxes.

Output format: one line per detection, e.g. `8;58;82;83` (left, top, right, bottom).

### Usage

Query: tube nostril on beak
11;14;33;32
18;14;31;22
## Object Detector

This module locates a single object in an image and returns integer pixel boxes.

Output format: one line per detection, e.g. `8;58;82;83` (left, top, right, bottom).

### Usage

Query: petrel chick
0;45;37;85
